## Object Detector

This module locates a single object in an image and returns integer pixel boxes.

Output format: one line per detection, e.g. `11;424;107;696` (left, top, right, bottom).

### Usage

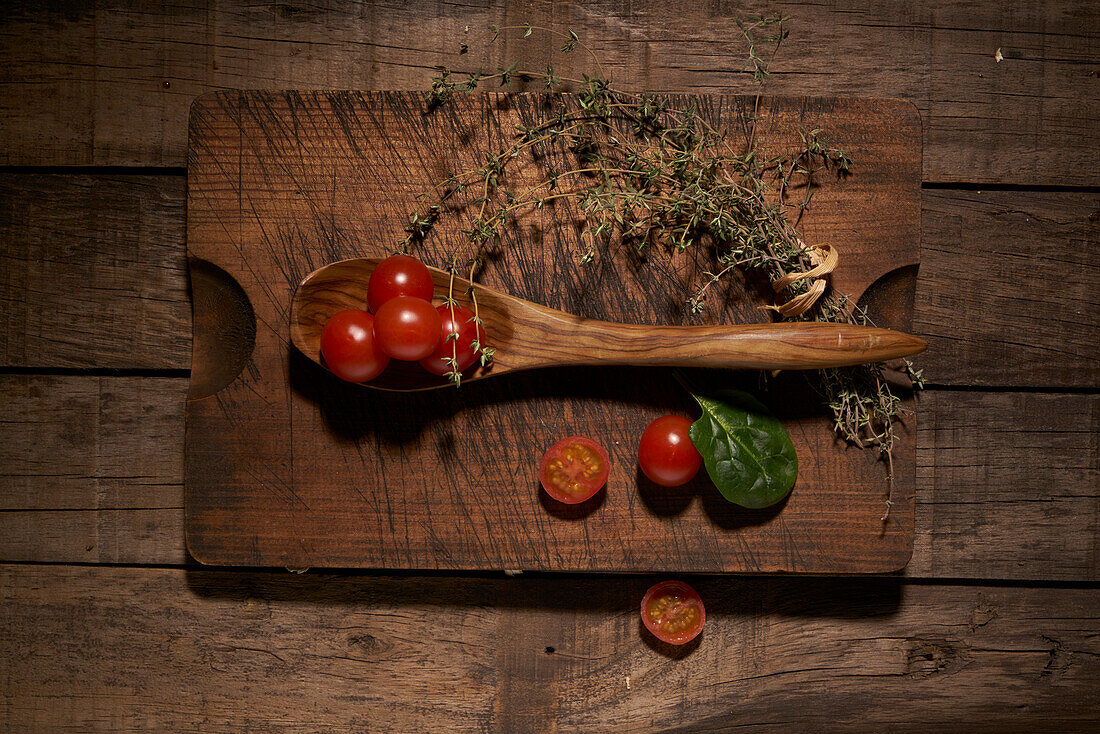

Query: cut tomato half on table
538;435;610;504
641;580;705;645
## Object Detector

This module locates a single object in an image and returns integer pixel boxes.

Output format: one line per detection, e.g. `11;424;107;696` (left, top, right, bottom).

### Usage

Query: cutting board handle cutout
187;256;256;399
854;263;919;334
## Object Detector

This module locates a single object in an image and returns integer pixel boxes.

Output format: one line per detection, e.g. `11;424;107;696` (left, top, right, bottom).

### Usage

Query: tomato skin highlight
539;436;610;504
641;580;706;645
367;254;434;313
638;415;703;487
373;296;443;361
419;304;487;376
319;309;390;383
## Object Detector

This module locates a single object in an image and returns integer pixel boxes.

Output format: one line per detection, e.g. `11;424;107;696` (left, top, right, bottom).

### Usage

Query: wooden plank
2;377;1095;579
2;564;1097;731
910;390;1099;581
0;174;190;369
916;189;1100;388
0;0;1095;184
0;375;186;511
0;375;188;564
923;0;1099;186
0;509;186;565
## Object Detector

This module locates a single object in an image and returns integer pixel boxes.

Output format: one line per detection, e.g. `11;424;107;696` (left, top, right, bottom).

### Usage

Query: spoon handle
511;319;926;370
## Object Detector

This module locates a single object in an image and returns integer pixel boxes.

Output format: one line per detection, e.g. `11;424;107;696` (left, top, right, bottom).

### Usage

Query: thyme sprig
406;20;921;502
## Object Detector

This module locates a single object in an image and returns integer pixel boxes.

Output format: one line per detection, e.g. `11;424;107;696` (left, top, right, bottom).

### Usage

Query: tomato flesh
319;309;390;383
373;296;442;361
419;304;487;376
539;436;610;504
638;415;702;487
367;254;434;313
641;580;705;645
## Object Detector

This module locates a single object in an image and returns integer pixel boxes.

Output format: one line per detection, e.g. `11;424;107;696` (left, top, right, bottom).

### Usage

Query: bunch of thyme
402;18;922;494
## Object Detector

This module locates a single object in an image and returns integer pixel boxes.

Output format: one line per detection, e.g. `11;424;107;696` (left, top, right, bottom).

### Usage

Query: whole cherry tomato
373;296;442;361
419;304;487;376
638;415;702;487
319;309;390;383
367;254;434;313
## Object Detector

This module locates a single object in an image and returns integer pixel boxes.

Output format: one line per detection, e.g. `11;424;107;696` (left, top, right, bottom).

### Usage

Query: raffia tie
763;243;839;318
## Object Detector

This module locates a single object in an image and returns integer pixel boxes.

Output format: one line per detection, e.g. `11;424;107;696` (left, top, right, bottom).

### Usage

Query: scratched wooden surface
184;91;919;572
1;1;1097;730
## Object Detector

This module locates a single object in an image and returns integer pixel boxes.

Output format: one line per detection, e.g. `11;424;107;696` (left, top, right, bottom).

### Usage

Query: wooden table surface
1;1;1096;731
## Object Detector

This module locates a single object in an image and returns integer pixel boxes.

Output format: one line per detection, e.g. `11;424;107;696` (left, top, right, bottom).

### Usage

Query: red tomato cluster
320;255;488;384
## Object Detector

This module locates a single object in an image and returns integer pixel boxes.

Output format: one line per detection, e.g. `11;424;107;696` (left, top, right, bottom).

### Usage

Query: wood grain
916;188;1100;389
0;375;185;512
2;564;1097;732
0;174;190;369
0;375;187;564
0;0;1095;184
1;179;1093;386
3;376;1095;580
0;509;186;565
910;390;1100;581
185;91;921;572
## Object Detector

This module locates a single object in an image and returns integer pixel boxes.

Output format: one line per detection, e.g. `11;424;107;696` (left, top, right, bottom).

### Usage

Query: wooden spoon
289;257;927;392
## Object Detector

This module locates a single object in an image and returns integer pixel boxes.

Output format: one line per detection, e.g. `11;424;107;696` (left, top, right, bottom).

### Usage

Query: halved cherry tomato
319;309;390;383
367;254;434;313
641;580;705;645
538;435;610;504
419;304;487;376
373;296;442;361
638;415;702;487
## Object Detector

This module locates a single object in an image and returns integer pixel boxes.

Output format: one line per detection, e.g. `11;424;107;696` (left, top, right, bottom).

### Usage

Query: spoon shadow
290;348;825;449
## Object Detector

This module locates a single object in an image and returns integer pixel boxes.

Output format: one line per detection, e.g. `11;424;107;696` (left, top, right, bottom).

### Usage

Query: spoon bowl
289;257;927;392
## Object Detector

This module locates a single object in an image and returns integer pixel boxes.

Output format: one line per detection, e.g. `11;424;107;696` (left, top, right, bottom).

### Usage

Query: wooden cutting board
185;91;921;572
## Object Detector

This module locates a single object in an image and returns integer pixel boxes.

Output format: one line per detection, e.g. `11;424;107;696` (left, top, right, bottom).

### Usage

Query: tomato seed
647;594;698;633
545;443;606;497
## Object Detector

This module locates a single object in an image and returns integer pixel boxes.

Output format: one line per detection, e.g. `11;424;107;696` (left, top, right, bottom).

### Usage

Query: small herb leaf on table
688;389;798;509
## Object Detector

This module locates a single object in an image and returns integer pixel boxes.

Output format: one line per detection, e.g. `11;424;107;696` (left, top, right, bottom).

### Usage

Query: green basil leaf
688;388;798;509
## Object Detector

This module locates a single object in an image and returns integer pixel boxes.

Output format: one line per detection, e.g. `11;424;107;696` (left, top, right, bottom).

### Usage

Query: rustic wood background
0;0;1096;730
